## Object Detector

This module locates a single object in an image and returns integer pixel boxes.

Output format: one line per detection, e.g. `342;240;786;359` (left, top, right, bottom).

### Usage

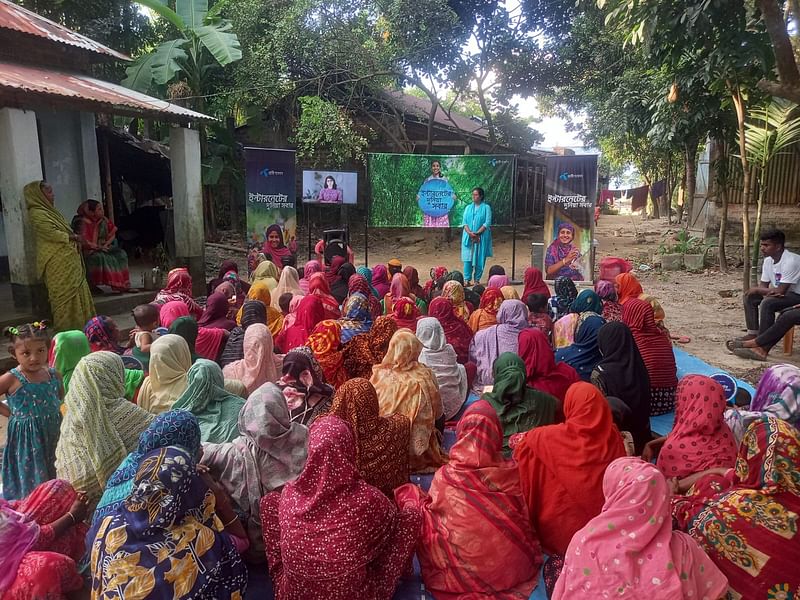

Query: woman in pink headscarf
371;264;391;298
222;323;280;394
299;260;322;294
552;457;728;600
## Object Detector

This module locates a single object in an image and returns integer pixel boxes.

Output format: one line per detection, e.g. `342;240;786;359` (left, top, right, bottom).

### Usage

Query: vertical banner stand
364;160;370;267
511;155;519;281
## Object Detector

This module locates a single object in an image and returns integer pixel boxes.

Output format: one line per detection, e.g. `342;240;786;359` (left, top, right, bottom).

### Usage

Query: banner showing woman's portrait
368;154;514;228
302;170;358;205
543;155;599;282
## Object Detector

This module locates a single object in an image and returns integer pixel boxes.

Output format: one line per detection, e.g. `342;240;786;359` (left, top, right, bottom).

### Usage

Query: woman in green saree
24;181;95;331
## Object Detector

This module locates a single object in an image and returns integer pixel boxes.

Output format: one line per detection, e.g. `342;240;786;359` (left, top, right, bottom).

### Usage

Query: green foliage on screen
367;153;514;228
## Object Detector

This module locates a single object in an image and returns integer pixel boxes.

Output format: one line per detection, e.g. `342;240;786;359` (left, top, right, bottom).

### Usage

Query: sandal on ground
671;335;691;344
733;347;767;361
726;339;745;352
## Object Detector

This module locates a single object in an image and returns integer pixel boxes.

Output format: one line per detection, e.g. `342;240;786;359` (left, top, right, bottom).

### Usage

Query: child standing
0;322;63;500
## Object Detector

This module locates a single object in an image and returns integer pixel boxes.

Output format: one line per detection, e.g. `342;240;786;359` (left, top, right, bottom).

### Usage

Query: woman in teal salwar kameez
461;187;493;285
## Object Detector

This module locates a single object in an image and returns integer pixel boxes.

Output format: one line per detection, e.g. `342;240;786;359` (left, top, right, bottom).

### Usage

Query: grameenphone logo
259;166;285;177
488;158;510;167
559;171;583;181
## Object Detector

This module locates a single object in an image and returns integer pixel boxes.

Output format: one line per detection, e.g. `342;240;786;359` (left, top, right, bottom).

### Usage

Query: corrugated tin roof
0;0;130;61
0;60;214;122
384;90;491;139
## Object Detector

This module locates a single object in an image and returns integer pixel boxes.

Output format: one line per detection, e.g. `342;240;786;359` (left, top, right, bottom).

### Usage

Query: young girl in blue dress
0;322;63;500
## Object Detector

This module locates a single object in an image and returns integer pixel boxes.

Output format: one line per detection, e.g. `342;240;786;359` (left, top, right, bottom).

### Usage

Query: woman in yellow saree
25;181;95;331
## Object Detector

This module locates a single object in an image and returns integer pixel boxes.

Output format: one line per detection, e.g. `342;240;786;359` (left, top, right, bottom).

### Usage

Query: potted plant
656;240;683;271
682;235;707;272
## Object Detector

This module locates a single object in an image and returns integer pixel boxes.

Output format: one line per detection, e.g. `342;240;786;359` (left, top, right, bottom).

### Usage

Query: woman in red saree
307;272;341;320
72;200;130;291
154;267;203;319
1;479;88;600
672;415;800;599
259;416;422;599
395;400;543;599
428;296;473;364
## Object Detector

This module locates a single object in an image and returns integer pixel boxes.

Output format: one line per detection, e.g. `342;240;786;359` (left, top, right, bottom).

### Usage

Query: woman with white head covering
416;317;468;420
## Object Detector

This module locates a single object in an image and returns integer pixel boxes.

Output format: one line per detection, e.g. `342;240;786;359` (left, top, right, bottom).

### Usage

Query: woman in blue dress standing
462;187;493;286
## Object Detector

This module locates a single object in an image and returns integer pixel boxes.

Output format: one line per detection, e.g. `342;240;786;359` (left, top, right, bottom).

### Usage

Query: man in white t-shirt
739;229;800;340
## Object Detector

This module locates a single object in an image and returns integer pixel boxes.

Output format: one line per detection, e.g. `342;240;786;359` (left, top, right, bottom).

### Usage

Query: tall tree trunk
752;179;766;279
731;84;752;292
684;138;699;228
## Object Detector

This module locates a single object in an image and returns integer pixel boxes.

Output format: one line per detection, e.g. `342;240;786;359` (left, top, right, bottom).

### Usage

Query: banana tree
737;98;800;283
123;0;242;236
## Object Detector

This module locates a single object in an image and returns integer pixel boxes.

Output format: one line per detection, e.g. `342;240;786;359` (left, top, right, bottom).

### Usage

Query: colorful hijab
50;330;90;391
222;323;279;395
672;416;800;599
656;375;737;478
300;260;323;293
264;224;293;269
622;298;677;388
522;267;550;301
390;296;421;332
56;352;154;508
487;274;510;289
89;446;247;599
356;266;379;298
424;265;449;299
197;292;236;331
201;382;308;553
272;266;304;309
395;400;543;599
725;364;800;442
342;315;398;380
483;352;558;456
137;334;192;414
371;264;391;298
555;314;605;382
91;409;201;528
259;416;421;598
236;282;283;336
276;347;335;426
155;267;202;318
0;500;40;597
251;259;279;290
595;321;652;452
570;289;603;315
307;319;347;388
158;300;189;328
370;330;448;472
277;294;325;352
468;287;504;333
615;272;644;304
552;276;578;318
513;382;626;555
552;457;728;600
348;274;382;317
171;359;245;443
328;378;410;496
84;316;124;354
338;292;373;343
518;328;580;402
442;280;469;321
308;272;341;320
428;296;473;364
417;317;468;420
470;300;530;390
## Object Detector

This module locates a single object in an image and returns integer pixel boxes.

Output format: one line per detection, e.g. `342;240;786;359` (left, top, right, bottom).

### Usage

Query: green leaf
134;0;185;31
121;52;159;92
176;0;207;30
151;39;189;85
195;21;242;66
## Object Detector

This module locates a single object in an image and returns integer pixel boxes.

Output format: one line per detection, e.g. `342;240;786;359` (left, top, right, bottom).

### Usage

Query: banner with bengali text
245;147;297;246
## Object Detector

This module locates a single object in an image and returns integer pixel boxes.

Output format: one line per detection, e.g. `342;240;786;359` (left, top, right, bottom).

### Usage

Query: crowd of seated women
3;244;800;600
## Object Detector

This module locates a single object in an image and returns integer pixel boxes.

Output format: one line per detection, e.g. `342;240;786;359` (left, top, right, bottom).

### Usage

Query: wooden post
100;134;115;223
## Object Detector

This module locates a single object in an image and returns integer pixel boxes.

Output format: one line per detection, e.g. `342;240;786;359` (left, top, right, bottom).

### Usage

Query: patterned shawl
272;266;304;309
307;320;347;388
348;274;383;317
656;375;737;478
470;300;530;391
91;409;201;529
395;400;542;598
222;323;279;395
442;280;470;321
202;383;308;553
622;298;677;388
55;352;154;508
370;330;448;473
468;287;504;333
338;292;373;343
84;315;124;354
672;417;800;599
154;267;202;318
416;317;468;420
89;446;247;599
276;294;325;353
342;315;398;380
552;276;578;320
301;260;323;294
390;296;421;333
276;347;335;426
328;378;410;497
174;359;246;443
308;272;341;320
428;296;473;364
552;457;728;600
